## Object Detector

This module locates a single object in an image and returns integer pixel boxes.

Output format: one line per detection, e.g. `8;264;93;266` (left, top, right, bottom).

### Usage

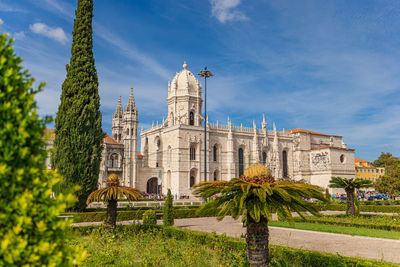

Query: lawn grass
269;220;400;240
71;225;398;267
72;227;246;266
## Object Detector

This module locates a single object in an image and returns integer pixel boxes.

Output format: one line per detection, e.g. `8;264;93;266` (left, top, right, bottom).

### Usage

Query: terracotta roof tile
285;128;330;136
103;133;120;145
44;129;55;140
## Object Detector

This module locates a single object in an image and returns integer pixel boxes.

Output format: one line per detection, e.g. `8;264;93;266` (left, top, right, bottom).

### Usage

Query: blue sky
1;0;400;161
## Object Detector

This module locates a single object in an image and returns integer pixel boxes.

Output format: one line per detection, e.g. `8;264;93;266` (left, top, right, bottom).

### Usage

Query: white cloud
210;0;249;23
0;3;26;12
29;22;68;44
13;31;25;40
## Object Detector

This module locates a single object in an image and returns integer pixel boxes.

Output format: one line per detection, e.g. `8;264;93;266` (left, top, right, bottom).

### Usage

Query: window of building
131;128;134;136
213;145;217;162
118;134;121;141
168;146;172;164
190;176;195;187
189;112;194;126
110;154;118;168
282;150;288;178
190;145;196;161
262;152;267;164
340;154;345;163
238;148;244;176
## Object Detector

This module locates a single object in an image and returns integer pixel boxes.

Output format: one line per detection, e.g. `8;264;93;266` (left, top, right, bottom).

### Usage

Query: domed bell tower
167;62;203;127
122;88;138;187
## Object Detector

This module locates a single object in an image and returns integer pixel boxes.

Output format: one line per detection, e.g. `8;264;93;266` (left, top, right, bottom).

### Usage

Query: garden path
173;216;400;264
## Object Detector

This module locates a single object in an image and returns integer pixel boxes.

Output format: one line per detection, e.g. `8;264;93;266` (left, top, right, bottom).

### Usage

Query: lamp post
198;67;213;182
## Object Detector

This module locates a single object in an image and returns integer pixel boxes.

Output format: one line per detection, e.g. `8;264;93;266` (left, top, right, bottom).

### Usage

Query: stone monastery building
94;62;355;196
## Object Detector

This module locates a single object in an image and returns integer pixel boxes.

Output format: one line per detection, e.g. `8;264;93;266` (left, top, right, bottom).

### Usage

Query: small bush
142;210;157;226
0;33;84;265
163;189;174;226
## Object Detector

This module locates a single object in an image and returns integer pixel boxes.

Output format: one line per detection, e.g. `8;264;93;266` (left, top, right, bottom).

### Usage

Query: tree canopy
52;0;103;210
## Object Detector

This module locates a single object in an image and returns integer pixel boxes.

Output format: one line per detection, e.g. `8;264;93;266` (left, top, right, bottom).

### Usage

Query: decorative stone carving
293;134;300;151
310;152;330;171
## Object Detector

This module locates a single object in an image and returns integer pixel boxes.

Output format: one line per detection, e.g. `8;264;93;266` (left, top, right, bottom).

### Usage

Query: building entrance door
146;177;158;194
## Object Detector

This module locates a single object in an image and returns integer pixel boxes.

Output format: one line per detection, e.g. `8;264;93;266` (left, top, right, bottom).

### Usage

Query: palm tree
193;163;326;267
329;176;373;216
87;174;141;228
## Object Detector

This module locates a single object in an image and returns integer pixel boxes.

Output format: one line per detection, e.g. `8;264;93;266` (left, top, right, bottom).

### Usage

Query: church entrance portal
146;177;158;194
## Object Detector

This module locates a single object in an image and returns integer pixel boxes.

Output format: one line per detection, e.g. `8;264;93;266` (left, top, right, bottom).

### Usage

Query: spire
183;61;188;70
273;123;279;149
125;87;136;112
114;96;123;118
262;113;267;129
253;120;257;133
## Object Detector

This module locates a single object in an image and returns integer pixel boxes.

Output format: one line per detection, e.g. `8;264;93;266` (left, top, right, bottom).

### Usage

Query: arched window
189;112;194;125
118;134;121;141
190;168;197;188
126;128;129;135
167;171;171;189
238;148;244;176
131;128;134;136
170;112;174;126
282;150;288;178
110;154;118;168
213;145;218;162
262;152;267;164
168;146;172;164
189;111;194;125
214;170;219;181
190;144;196;161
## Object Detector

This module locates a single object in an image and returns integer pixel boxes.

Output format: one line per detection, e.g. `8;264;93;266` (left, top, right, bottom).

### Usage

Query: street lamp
198;67;213;182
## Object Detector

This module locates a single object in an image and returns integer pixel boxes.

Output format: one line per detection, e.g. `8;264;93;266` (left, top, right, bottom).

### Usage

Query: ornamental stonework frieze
310;152;330;171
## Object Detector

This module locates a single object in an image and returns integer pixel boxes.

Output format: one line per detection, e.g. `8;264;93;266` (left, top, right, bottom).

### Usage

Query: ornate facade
96;62;355;196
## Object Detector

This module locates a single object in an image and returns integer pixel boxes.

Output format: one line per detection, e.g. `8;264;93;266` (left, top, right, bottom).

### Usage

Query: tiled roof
103;133;120;145
355;158;369;163
44;129;55;140
285;128;330;136
311;145;354;151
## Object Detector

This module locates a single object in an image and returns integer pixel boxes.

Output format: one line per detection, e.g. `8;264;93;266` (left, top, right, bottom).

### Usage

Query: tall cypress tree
52;0;102;210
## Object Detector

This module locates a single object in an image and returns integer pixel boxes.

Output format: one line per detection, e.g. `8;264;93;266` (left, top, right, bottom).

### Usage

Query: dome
169;61;201;97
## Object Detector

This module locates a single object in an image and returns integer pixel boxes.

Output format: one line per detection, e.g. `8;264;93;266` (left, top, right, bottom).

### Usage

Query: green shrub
0;34;84;265
295;214;400;231
73;224;397;266
142;210;157;226
163;189;174;226
316;203;400;213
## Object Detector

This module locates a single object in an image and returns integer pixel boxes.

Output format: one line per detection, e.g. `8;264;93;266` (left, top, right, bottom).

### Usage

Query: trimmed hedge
84;205;199;212
317;203;400;213
67;208;219;223
295;214;400;231
361;200;400;206
73;224;397;267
